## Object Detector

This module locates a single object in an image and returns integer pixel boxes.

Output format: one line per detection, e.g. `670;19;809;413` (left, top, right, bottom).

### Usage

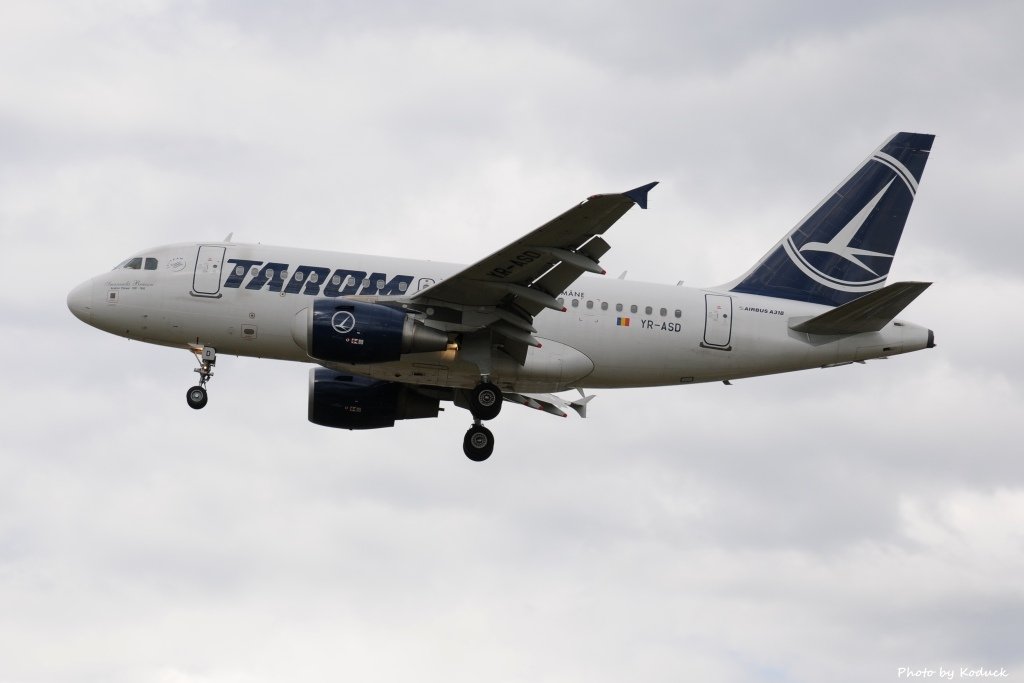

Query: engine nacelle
298;299;449;364
308;369;440;430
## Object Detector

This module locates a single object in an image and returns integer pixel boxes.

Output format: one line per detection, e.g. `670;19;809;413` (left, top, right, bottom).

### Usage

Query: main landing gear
463;422;494;462
469;381;502;420
186;346;216;410
462;380;502;461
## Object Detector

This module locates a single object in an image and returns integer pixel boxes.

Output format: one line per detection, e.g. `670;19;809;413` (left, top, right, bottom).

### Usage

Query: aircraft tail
726;132;935;307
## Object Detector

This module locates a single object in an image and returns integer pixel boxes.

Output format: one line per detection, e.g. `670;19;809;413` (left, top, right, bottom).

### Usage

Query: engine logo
331;310;356;335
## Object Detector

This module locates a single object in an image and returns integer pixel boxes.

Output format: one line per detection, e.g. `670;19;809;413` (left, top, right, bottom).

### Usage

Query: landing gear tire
469;382;503;421
187;345;216;411
186;385;208;410
463;424;495;462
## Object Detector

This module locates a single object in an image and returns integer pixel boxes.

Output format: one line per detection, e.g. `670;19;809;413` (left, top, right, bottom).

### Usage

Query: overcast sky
2;1;1023;682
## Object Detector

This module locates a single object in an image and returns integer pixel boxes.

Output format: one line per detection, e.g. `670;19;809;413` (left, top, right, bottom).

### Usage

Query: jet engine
308;369;440;430
296;299;449;364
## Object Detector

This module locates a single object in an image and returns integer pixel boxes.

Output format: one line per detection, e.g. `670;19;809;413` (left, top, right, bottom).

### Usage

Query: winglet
569;393;596;418
623;182;659;210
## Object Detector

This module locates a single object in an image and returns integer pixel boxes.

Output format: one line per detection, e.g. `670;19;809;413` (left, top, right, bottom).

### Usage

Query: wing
407;182;658;363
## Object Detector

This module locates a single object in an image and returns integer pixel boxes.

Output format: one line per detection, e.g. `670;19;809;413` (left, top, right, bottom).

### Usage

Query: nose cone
67;280;94;324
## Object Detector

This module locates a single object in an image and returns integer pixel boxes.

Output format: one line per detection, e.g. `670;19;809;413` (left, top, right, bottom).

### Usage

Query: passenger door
192;245;226;297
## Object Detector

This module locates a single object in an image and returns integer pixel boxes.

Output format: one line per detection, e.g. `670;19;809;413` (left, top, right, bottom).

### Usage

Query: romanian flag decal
616;317;630;327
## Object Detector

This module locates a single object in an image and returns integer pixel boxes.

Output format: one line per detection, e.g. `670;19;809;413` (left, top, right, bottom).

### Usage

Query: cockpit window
117;257;143;270
113;256;158;270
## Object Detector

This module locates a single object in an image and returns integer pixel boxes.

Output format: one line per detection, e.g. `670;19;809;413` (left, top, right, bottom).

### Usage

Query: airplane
67;132;936;461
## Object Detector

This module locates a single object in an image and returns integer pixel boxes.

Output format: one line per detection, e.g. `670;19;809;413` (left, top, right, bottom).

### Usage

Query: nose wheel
186;346;216;410
186;385;208;409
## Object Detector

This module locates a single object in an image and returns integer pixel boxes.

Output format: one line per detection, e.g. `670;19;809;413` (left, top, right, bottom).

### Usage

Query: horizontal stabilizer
790;281;931;335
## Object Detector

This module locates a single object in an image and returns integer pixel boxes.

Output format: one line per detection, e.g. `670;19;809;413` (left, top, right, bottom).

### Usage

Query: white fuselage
68;241;932;394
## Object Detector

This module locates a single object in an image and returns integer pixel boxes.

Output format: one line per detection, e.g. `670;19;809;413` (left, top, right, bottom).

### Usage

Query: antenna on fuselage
223;232;234;242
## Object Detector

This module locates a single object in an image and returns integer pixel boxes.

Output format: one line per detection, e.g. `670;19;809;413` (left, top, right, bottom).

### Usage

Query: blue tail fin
727;132;934;306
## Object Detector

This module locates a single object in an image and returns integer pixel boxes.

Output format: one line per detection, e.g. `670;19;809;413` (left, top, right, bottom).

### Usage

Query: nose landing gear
186;346;216;410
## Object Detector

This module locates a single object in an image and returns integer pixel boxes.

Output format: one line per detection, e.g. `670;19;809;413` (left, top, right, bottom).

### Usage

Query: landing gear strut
186;346;216;410
462;380;503;461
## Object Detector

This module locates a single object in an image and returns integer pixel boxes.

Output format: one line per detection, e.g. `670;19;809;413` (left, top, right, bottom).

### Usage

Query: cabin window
376;279;384;289
144;258;158;270
309;272;319;284
571;299;579;308
398;281;408;292
361;278;370;288
265;269;275;279
280;270;289;280
235;265;245;277
645;306;653;315
674;309;682;318
630;304;638;314
660;307;667;317
295;271;305;282
251;266;259;276
616;303;623;312
586;300;594;309
601;302;608;311
332;275;341;286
